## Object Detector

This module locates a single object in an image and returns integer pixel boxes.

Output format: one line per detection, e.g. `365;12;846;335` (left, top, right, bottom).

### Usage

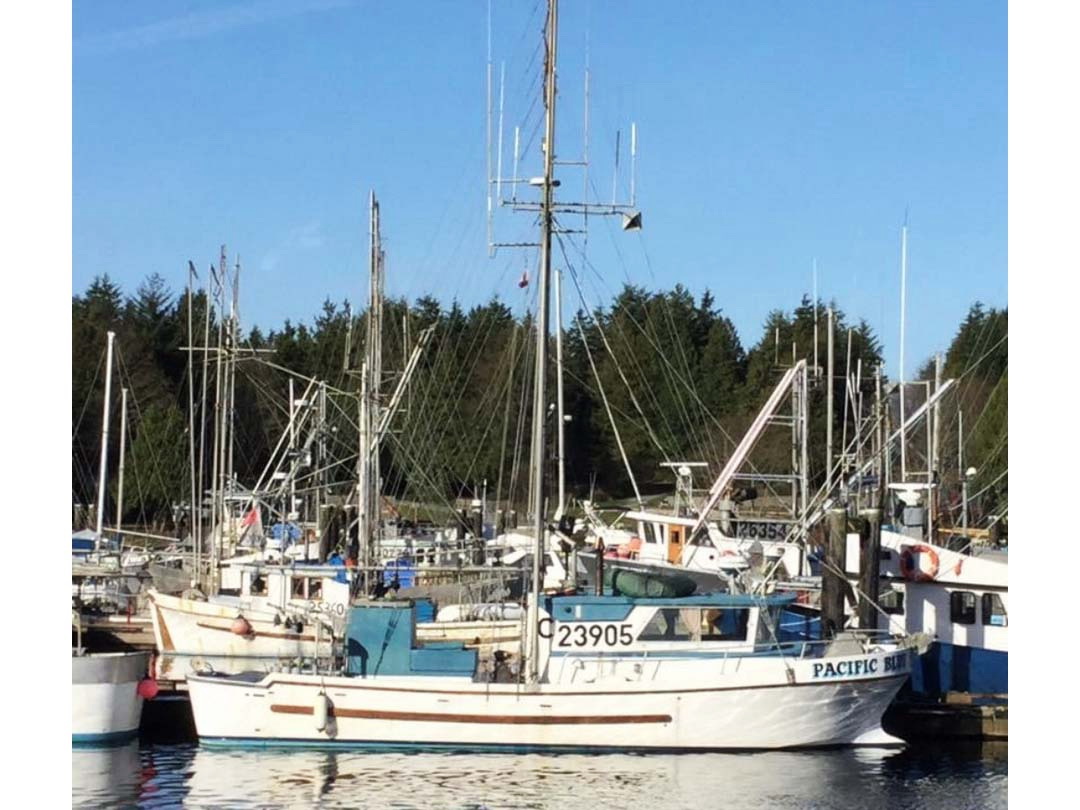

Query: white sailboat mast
116;386;128;544
898;222;908;481
526;0;559;686
95;330;116;540
554;268;567;520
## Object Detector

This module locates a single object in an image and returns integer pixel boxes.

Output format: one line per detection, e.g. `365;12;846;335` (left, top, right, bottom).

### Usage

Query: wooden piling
858;508;882;630
822;508;848;638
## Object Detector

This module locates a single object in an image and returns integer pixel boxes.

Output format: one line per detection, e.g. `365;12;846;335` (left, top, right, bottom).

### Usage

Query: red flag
241;508;259;528
518;270;529;288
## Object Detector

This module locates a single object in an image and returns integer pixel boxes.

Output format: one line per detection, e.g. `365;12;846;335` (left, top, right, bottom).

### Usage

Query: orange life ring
900;544;940;582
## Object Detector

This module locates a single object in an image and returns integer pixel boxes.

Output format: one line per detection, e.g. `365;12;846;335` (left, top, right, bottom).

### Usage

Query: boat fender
314;692;332;732
137;677;160;700
231;615;253;637
899;544;940;582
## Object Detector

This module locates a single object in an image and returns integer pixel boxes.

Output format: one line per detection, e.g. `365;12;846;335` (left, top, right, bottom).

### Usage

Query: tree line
72;273;1006;533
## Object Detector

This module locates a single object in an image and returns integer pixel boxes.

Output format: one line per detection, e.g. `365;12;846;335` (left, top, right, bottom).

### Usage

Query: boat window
950;591;977;625
689;528;715;548
643;522;658;544
981;593;1007;627
249;575;268;597
700;608;749;641
879;588;904;615
638;608;695;641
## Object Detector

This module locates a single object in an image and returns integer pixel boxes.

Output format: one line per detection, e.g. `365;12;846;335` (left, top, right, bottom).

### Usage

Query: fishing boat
873;485;1007;699
72;612;152;745
187;591;915;750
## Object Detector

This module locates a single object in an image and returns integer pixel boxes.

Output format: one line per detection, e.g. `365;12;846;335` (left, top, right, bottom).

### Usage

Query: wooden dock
884;694;1008;740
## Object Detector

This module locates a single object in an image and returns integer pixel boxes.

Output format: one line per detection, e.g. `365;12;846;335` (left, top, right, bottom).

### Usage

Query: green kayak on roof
603;565;698;598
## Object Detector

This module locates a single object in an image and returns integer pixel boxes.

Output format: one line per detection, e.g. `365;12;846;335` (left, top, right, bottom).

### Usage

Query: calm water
73;741;1007;809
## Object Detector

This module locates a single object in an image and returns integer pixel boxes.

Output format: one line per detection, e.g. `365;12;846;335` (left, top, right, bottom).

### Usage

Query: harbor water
73;740;1007;809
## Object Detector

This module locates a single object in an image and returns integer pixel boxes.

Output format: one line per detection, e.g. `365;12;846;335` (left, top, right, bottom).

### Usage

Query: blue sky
73;0;1006;379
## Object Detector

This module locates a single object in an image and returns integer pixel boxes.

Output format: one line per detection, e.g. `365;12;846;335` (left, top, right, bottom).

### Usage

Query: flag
518;270;529;288
241;508;259;528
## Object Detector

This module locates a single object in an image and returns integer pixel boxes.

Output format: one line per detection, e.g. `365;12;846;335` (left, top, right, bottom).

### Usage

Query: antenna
812;259;819;378
485;0;493;254
496;61;506;203
611;129;620;205
512;126;520;203
630;122;637;206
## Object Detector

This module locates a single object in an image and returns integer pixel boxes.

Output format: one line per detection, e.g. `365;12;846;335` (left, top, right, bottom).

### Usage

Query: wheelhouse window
950;591;977;625
689;528;715;548
642;522;659;544
638;608;694;641
981;593;1008;627
700;608;749;641
879;588;904;615
638;607;749;642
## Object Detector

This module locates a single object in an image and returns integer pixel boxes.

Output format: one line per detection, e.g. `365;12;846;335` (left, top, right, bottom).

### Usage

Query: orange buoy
231;615;253;636
137;678;159;700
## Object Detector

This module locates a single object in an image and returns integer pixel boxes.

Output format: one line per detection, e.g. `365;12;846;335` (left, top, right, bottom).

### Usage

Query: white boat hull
149;591;329;679
72;651;149;744
150;590;522;677
188;646;910;751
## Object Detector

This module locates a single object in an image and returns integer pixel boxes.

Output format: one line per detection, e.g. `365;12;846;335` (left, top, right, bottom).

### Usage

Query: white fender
313;692;331;732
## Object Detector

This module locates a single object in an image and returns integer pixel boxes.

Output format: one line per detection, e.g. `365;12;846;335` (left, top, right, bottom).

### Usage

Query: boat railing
771;630;902;659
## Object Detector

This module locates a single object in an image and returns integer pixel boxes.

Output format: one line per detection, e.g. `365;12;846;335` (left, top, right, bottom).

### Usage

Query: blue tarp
268;522;302;543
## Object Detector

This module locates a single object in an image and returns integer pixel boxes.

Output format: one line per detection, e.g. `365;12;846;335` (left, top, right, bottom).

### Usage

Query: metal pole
960;409;968;533
554;269;567;520
526;0;558;685
116;387;128;545
95;331;116;540
899;223;908;481
826;307;834;494
187;265;198;583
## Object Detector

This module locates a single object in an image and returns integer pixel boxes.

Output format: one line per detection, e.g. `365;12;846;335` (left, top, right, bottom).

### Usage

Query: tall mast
554;268;567;520
95;330;116;541
898;221;908;481
526;0;559;685
196;267;213;588
367;191;383;573
116;386;128;544
186;263;198;582
825;306;834;495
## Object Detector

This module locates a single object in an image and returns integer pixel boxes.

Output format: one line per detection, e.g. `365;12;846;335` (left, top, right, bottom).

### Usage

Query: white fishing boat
72;646;151;745
188;592;914;750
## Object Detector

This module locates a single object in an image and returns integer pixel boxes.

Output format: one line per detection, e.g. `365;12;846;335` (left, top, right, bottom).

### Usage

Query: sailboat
185;0;917;751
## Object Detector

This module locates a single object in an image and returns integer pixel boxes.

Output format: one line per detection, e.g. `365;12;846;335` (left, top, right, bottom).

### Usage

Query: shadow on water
73;741;1007;810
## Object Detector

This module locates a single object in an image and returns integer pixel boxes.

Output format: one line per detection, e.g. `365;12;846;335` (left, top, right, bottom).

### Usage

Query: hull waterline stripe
270;704;671;725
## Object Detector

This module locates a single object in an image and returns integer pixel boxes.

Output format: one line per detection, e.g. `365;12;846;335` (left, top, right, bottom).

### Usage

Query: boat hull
188;647;911;751
72;651;149;744
148;591;327;678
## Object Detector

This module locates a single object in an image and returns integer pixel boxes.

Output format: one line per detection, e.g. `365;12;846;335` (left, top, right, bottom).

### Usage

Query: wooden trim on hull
194;621;316;642
270;704;671;725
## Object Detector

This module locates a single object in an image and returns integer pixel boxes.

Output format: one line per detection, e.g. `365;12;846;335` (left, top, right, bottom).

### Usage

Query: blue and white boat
187;591;917;751
72;647;150;745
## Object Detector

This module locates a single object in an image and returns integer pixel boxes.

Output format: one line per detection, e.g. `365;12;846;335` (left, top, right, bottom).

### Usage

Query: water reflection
73;742;1007;810
71;742;141;810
